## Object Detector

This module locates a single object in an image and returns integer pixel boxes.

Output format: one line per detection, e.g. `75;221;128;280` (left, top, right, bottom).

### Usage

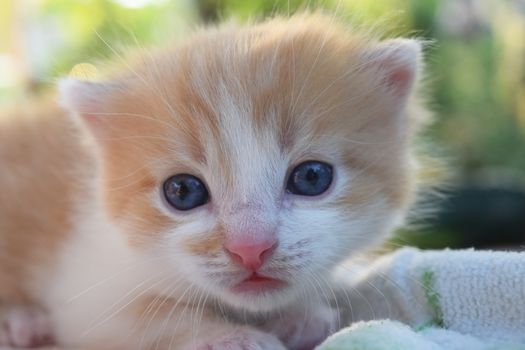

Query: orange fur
0;100;94;302
185;225;226;256
0;13;430;349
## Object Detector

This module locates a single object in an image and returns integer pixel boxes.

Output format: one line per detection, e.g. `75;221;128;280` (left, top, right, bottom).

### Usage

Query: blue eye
163;174;209;211
286;161;333;196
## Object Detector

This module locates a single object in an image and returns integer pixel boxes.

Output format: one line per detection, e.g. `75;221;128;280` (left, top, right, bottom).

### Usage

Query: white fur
42;202;146;347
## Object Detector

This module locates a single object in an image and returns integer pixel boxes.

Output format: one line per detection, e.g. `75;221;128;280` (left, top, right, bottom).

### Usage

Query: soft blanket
318;247;525;349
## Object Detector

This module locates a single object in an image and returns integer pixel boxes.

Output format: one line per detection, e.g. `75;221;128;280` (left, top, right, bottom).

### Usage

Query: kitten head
60;14;425;312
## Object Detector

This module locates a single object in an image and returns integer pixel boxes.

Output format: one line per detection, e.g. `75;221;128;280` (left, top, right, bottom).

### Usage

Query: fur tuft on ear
364;39;422;100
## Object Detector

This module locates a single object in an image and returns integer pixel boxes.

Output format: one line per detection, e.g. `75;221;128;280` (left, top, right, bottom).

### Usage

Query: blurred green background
1;0;524;249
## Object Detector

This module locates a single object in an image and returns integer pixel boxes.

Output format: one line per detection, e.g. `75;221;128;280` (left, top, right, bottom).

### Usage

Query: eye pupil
163;174;209;211
287;161;333;196
176;183;188;199
306;169;319;183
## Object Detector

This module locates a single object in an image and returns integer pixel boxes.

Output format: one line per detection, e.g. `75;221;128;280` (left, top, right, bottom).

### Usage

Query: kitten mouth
231;273;287;294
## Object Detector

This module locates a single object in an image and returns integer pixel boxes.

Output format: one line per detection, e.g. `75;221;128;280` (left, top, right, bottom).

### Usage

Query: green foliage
40;0;197;77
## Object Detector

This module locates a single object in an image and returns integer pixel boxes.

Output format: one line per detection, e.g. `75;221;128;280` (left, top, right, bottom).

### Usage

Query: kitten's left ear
58;78;118;136
363;39;422;101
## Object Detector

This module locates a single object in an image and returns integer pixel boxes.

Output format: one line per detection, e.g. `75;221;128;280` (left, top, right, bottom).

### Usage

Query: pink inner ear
366;39;420;100
383;64;414;98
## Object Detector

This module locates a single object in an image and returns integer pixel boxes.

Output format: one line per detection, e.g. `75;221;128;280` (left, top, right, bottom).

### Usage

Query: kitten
0;13;427;350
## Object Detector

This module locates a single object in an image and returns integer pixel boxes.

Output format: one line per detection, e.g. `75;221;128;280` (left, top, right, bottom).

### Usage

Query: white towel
318;247;525;349
317;319;525;350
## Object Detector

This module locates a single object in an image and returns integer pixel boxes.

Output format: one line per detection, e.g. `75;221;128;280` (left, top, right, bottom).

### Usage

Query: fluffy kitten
0;13;427;350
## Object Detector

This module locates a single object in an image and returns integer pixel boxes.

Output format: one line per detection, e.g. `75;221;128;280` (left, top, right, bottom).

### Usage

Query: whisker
66;255;166;303
135;278;180;350
82;272;172;337
138;277;189;350
152;282;196;349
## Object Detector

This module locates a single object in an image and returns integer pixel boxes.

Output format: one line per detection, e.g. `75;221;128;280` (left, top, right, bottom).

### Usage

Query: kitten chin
1;11;431;350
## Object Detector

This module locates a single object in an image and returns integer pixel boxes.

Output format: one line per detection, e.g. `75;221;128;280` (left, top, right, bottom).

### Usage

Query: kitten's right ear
361;39;422;102
58;78;116;136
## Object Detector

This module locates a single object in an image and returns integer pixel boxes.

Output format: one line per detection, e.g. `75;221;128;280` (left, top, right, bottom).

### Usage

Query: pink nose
224;239;277;270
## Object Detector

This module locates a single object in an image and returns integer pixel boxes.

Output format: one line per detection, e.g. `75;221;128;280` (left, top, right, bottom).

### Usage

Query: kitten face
60;15;423;312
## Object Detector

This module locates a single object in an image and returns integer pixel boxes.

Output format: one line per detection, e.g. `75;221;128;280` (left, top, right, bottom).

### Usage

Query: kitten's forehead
134;23;368;214
200;90;286;207
158;22;355;155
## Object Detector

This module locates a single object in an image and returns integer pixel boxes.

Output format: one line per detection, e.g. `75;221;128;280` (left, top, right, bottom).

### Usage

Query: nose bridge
226;124;282;205
217;119;282;239
225;202;277;242
233;163;278;205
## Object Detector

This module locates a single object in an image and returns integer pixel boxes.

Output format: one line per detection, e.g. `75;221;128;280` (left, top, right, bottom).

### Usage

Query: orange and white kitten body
0;14;426;350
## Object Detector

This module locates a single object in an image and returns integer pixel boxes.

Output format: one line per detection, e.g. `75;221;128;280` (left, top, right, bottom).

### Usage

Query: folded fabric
317;320;525;350
318;247;525;349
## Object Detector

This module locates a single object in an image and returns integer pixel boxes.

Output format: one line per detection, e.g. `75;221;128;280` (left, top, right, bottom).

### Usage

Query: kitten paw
0;304;54;348
267;304;339;350
195;328;286;350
